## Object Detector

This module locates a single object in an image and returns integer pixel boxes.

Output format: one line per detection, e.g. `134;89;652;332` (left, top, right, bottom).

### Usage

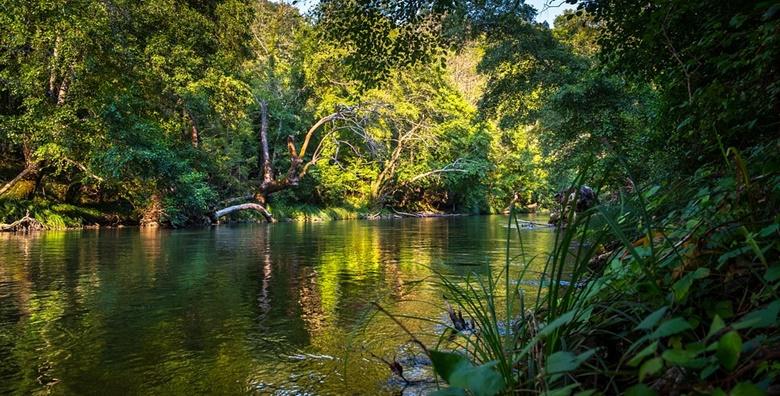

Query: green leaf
757;223;779;238
707;315;725;338
639;357;663;382
518;311;579;358
734;301;780;330
544;384;578;396
625;384;657;396
718;246;752;266
671;268;710;302
429;351;505;396
628;341;658;367
650;318;691;339
547;351;579;374
430;350;469;381
710;388;726;396
741;334;767;353
707;300;734;319
730;382;765;396
716;331;742;371
546;350;595;375
661;349;699;365
700;364;718;380
676;116;693;131
636;307;668;331
764;266;780;282
540;310;576;337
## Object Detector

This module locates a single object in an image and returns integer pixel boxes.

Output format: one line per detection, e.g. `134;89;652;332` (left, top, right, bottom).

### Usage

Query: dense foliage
362;1;778;395
305;0;779;395
0;0;557;227
1;0;778;392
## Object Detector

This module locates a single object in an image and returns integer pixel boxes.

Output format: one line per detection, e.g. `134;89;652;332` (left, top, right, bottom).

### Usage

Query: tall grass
374;142;780;395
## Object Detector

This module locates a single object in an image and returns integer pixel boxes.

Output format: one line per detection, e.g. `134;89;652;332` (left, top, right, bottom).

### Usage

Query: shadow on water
0;215;556;395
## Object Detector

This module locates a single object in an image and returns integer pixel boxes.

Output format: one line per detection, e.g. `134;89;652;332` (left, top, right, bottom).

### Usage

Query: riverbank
0;197;547;231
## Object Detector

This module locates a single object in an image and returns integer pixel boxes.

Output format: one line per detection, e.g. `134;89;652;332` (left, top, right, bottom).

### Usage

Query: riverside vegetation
1;0;779;395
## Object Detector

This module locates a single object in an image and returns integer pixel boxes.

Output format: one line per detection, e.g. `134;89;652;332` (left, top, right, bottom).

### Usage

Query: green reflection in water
0;215;556;395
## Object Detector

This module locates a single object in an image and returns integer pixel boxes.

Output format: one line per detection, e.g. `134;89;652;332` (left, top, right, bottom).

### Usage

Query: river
0;215;555;395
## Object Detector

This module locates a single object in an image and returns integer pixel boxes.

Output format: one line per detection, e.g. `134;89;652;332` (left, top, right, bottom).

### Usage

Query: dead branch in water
0;211;45;232
213;203;275;223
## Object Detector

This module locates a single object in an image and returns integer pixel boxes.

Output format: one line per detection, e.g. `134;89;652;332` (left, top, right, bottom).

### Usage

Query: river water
0;215;555;395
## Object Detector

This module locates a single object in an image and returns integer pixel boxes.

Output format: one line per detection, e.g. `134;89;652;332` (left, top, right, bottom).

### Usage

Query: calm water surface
0;215;555;395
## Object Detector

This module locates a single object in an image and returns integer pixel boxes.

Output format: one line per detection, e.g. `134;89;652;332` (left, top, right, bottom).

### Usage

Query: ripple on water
0;215;555;394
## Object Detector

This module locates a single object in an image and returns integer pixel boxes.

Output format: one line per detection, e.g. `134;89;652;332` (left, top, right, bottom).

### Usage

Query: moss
0;198;133;229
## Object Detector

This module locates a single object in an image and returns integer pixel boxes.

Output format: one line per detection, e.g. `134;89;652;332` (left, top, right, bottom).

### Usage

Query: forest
0;0;650;228
1;0;779;394
1;0;774;229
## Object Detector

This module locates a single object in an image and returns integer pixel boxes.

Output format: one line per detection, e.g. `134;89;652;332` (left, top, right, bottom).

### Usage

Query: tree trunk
213;203;274;223
184;108;200;148
0;162;39;197
49;35;62;100
210;104;351;223
258;100;273;188
56;71;70;106
29;172;44;199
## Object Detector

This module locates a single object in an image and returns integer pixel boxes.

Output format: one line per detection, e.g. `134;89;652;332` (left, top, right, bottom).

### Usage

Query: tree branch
259;100;274;185
213;203;275;223
298;112;341;160
0;162;39;196
408;168;468;183
63;158;104;182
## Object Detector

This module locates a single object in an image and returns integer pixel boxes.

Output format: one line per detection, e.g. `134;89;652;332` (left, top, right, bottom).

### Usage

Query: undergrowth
269;203;367;222
0;198;129;229
377;140;780;395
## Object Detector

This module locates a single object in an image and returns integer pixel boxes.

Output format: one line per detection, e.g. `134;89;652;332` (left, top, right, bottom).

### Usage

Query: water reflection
0;215;556;394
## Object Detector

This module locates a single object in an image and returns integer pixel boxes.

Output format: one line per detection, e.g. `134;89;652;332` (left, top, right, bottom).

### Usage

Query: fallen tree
210;102;359;223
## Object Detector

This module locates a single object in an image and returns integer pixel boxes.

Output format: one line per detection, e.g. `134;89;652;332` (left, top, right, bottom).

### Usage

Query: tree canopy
1;0;777;228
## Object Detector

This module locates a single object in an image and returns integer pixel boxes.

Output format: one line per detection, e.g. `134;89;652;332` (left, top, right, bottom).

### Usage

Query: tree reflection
0;216;556;394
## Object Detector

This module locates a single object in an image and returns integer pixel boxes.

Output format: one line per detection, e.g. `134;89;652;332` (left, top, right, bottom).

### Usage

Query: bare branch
298;112;341;160
408;168;468;183
63;158;104;182
214;203;274;223
259;100;274;185
662;6;693;102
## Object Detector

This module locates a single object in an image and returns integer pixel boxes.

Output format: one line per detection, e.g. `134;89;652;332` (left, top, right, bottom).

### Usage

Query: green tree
583;0;780;172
